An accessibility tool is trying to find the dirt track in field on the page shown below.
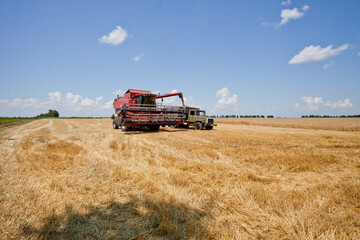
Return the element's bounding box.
[0,119,36,131]
[0,119,359,239]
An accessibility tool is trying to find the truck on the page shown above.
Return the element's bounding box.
[112,89,216,131]
[180,106,216,130]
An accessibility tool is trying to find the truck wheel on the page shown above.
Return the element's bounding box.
[121,126,128,132]
[206,126,213,130]
[113,121,119,129]
[195,122,202,130]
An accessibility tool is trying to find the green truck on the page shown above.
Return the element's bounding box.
[179,107,216,130]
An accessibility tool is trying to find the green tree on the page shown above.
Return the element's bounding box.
[36,109,59,118]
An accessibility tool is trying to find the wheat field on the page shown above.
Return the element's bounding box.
[217,118,360,132]
[0,118,359,239]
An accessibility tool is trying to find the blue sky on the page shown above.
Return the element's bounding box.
[1,0,359,117]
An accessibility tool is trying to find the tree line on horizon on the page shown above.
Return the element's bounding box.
[210,115,273,118]
[209,114,360,118]
[36,109,59,118]
[301,114,360,118]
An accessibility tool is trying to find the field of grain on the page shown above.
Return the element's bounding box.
[0,118,359,239]
[217,118,360,132]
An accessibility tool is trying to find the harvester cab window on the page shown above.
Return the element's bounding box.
[144,96,156,105]
[135,96,144,105]
[196,111,205,116]
[135,95,156,105]
[190,110,195,115]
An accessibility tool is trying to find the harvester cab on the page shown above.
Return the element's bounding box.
[134,94,156,105]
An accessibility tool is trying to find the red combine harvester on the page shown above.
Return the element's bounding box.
[112,89,185,131]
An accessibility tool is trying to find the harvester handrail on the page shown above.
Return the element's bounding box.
[126,103,183,108]
[125,114,183,118]
[125,104,184,113]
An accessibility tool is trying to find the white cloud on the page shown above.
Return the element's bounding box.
[0,91,117,117]
[99,26,128,46]
[302,5,310,11]
[95,96,103,106]
[216,87,238,107]
[301,96,323,110]
[323,61,334,70]
[103,100,113,109]
[65,92,82,104]
[65,92,103,107]
[161,90,179,105]
[8,98,23,107]
[133,54,144,61]
[112,90,124,96]
[279,8,305,26]
[2,97,44,110]
[80,98,94,106]
[302,96,323,105]
[183,96,201,108]
[49,91,61,102]
[297,96,353,111]
[289,44,349,64]
[262,5,309,28]
[23,98,41,108]
[324,99,353,109]
[211,87,238,114]
[281,0,292,6]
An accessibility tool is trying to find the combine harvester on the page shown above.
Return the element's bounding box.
[112,89,216,131]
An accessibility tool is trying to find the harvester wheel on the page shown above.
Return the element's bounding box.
[206,126,213,130]
[149,125,160,131]
[113,121,119,129]
[195,122,202,130]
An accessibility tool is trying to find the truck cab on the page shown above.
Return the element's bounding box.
[185,107,216,130]
[188,109,206,123]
